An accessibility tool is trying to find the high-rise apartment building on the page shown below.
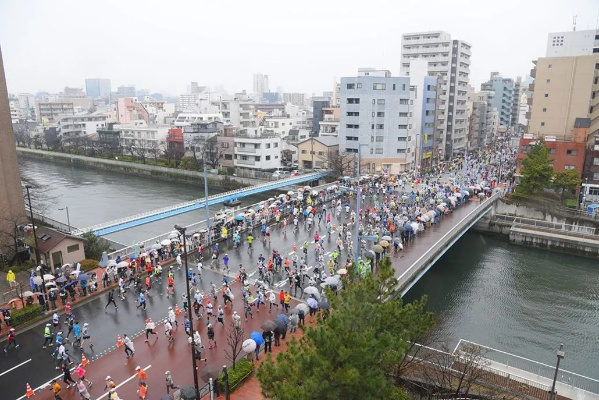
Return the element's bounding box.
[339,68,413,174]
[401,31,472,160]
[481,72,515,129]
[545,29,599,57]
[253,73,269,100]
[283,93,305,106]
[527,54,599,138]
[0,46,26,253]
[85,78,111,98]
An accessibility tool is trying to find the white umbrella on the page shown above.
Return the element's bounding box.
[267,197,275,202]
[304,286,320,300]
[311,190,318,196]
[116,261,129,269]
[170,237,181,243]
[161,239,172,246]
[61,264,71,270]
[411,222,419,232]
[304,186,311,190]
[324,276,341,286]
[287,191,294,195]
[337,268,348,275]
[297,187,305,192]
[242,339,257,353]
[150,243,162,250]
[381,235,392,241]
[107,260,117,267]
[33,276,43,286]
[294,303,310,314]
[168,231,179,239]
[43,274,55,282]
[192,233,201,239]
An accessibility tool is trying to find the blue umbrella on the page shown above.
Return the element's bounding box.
[235,214,244,221]
[307,297,318,309]
[254,204,264,211]
[276,314,289,324]
[250,331,264,346]
[77,273,90,281]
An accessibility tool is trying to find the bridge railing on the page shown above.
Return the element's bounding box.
[71,172,329,236]
[396,193,502,293]
[455,339,599,395]
[495,214,597,236]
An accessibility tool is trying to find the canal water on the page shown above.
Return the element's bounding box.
[18,156,273,246]
[19,156,598,376]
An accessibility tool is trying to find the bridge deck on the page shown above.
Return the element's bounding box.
[387,198,478,282]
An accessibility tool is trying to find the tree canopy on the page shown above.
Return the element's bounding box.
[256,258,435,400]
[552,168,582,200]
[519,140,554,195]
[82,231,111,260]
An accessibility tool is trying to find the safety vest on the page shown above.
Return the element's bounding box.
[44,326,51,338]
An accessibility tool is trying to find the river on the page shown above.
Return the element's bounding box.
[18,156,273,246]
[19,156,598,377]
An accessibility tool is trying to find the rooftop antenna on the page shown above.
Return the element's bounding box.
[573,15,577,31]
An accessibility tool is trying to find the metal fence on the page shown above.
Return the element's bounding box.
[455,339,599,395]
[495,214,597,236]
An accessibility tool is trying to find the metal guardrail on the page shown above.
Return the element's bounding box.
[72,172,330,236]
[455,339,599,395]
[495,214,597,236]
[397,193,502,294]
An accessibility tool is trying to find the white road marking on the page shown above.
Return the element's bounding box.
[0,358,31,377]
[95,364,152,400]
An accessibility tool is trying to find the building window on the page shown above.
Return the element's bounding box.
[346,124,359,129]
[546,79,551,83]
[346,83,355,89]
[548,64,552,68]
[373,83,386,90]
[392,84,396,90]
[357,83,362,88]
[377,112,385,117]
[399,112,408,117]
[376,124,384,129]
[266,155,271,160]
[566,149,578,156]
[397,149,406,153]
[549,148,556,154]
[347,98,360,104]
[564,165,575,170]
[266,143,271,149]
[400,99,409,105]
[377,99,386,105]
[544,93,549,97]
[67,244,80,253]
[593,157,599,166]
[375,148,384,154]
[274,142,278,148]
[318,151,325,156]
[398,125,408,129]
[397,137,407,141]
[301,150,307,154]
[542,108,547,112]
[254,156,260,161]
[376,136,384,142]
[541,122,545,126]
[346,112,359,116]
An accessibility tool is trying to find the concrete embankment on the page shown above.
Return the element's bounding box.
[16,147,264,189]
[473,198,599,258]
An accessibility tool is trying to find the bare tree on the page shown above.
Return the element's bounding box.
[147,141,162,165]
[323,150,355,176]
[202,138,220,169]
[224,321,245,370]
[133,138,149,164]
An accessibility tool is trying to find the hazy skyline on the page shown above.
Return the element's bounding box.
[1,0,597,97]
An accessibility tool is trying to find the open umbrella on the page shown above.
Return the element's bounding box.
[318,299,330,310]
[242,338,257,353]
[33,276,43,286]
[179,386,199,400]
[250,331,264,346]
[77,273,90,281]
[379,240,390,247]
[372,245,384,253]
[107,259,118,267]
[170,237,181,243]
[56,276,67,283]
[307,297,318,309]
[261,320,277,331]
[235,214,245,221]
[324,276,341,286]
[150,243,162,250]
[294,303,310,314]
[337,268,348,275]
[116,261,129,269]
[276,314,289,325]
[287,190,294,195]
[168,231,179,239]
[200,369,221,385]
[160,239,171,246]
[273,318,287,333]
[381,235,392,241]
[303,287,320,300]
[21,290,35,297]
[364,250,376,259]
[43,274,55,282]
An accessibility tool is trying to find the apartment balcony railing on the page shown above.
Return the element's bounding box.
[236,146,257,153]
[236,158,256,166]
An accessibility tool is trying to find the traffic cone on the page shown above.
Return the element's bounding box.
[174,304,181,315]
[80,354,89,366]
[25,383,34,398]
[116,335,123,348]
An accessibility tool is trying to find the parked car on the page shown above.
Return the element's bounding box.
[272,170,291,179]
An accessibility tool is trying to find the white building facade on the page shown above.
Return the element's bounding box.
[545,29,599,57]
[234,133,282,171]
[339,68,414,174]
[59,113,108,140]
[401,31,472,160]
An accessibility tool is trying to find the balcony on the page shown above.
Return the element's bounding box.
[236,158,256,166]
[529,83,535,91]
[530,68,536,78]
[527,97,533,106]
[236,146,257,153]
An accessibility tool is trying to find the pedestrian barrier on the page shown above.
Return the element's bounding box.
[25,383,34,398]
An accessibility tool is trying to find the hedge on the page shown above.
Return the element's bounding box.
[11,304,45,326]
[80,259,98,272]
[218,358,254,391]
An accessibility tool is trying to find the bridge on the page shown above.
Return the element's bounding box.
[71,172,330,236]
[395,192,501,295]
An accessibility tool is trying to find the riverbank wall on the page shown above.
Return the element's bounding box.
[16,147,265,190]
[473,198,599,258]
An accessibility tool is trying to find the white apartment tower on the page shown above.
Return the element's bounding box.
[253,73,270,100]
[401,31,472,160]
[546,29,599,57]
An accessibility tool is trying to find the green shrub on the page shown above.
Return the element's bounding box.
[11,304,44,326]
[218,358,254,391]
[79,259,98,272]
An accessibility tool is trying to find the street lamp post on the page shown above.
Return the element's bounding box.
[25,185,41,264]
[222,365,230,400]
[353,144,369,265]
[203,167,211,244]
[174,224,199,397]
[58,206,71,232]
[550,344,565,400]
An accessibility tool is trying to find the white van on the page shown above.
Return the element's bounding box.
[272,170,291,179]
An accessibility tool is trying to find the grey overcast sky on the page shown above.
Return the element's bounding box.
[0,0,597,96]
